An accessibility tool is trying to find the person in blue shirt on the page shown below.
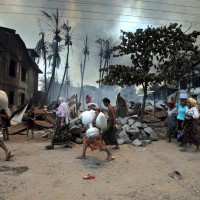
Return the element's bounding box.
[175,99,187,140]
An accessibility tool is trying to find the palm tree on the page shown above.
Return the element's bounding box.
[57,21,72,99]
[46,42,63,101]
[95,38,105,105]
[35,32,48,98]
[79,34,89,109]
[41,8,63,103]
[95,37,113,106]
[101,38,112,79]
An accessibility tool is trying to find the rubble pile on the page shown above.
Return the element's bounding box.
[68,122,86,144]
[116,116,159,147]
[7,100,160,147]
[68,116,160,146]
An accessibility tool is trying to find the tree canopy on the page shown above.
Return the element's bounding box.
[98,23,200,122]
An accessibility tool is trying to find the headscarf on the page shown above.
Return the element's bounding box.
[58,97,66,103]
[57,97,70,124]
[85,95,98,110]
[86,94,95,103]
[188,98,199,116]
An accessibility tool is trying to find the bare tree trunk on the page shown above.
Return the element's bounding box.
[48,83,52,102]
[79,35,88,110]
[43,44,47,97]
[140,82,148,123]
[57,44,70,99]
[43,8,60,104]
[82,50,87,109]
[101,58,107,80]
[79,62,83,105]
[43,42,58,103]
[66,74,69,99]
[98,43,103,106]
[44,58,47,95]
[79,55,87,109]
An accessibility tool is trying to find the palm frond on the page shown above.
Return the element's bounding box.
[41,11,54,22]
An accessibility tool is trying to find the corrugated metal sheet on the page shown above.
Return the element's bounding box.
[34,120,53,128]
[8,123,28,134]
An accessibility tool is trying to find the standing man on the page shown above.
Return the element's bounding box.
[102,98,119,149]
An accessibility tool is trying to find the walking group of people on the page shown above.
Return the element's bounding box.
[2,91,200,161]
[0,94,119,161]
[167,96,200,152]
[45,95,119,161]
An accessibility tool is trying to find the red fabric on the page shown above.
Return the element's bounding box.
[1,113,8,120]
[83,135,106,151]
[86,95,92,103]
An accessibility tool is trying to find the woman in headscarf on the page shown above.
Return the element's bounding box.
[45,97,71,150]
[166,100,178,142]
[85,94,98,111]
[56,97,70,126]
[181,98,200,151]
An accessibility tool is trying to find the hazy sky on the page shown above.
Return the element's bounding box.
[0,0,200,87]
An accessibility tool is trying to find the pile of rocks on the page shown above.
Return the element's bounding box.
[116,116,159,147]
[68,116,159,146]
[68,124,86,144]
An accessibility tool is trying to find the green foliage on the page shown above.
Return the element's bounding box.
[100,23,200,88]
[98,23,200,122]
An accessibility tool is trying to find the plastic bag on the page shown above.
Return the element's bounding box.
[95,112,107,130]
[85,127,100,140]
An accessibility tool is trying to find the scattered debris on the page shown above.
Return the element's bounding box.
[116,93,129,118]
[143,115,161,123]
[168,171,184,180]
[34,120,53,128]
[83,174,96,180]
[42,129,54,138]
[146,110,167,120]
[8,123,28,135]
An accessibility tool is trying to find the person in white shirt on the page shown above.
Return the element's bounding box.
[166,100,178,142]
[181,98,199,152]
[45,97,71,150]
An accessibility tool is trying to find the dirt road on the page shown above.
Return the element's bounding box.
[1,133,200,200]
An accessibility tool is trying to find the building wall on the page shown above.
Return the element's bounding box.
[0,29,40,108]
